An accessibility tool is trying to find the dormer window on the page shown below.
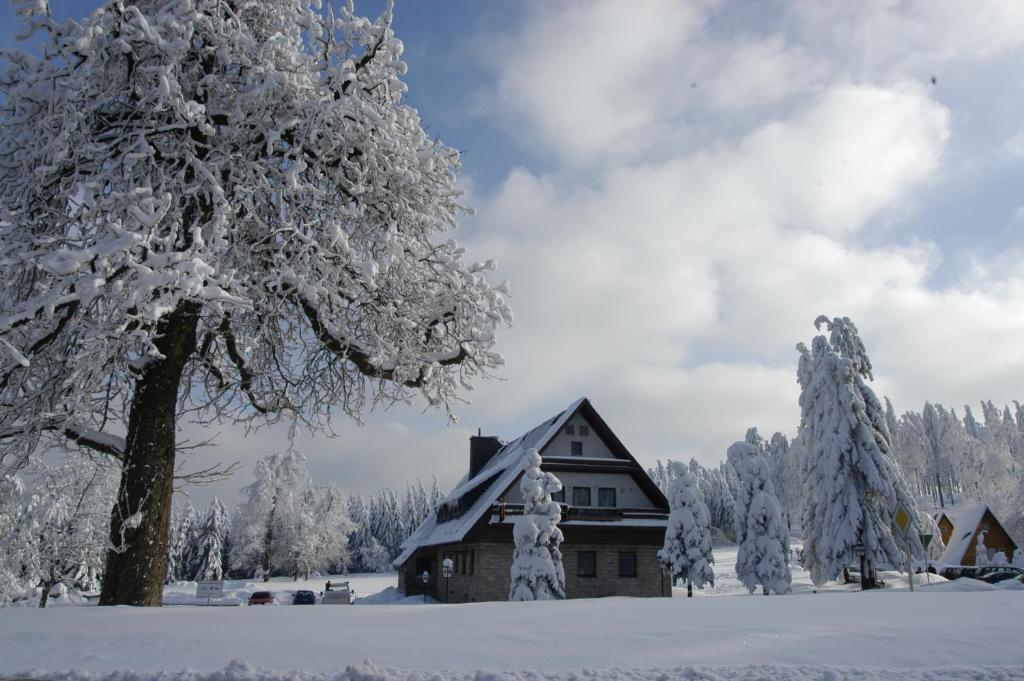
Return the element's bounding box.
[570,441,583,456]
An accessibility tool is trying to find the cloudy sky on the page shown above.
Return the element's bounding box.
[3,1,1024,509]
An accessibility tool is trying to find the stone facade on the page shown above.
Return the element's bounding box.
[401,539,670,603]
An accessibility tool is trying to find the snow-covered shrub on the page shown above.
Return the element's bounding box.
[509,449,565,601]
[658,468,715,589]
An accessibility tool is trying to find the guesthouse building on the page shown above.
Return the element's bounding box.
[394,397,671,603]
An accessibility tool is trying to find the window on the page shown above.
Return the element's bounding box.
[598,487,617,508]
[415,556,432,576]
[571,441,583,456]
[552,488,565,503]
[572,486,591,506]
[564,424,576,435]
[579,424,590,436]
[469,550,475,575]
[619,551,637,578]
[577,551,597,577]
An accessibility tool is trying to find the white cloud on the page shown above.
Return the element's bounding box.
[478,0,821,167]
[790,0,1024,76]
[457,79,1024,471]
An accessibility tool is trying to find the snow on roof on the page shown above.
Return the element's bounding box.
[393,397,585,567]
[938,503,990,565]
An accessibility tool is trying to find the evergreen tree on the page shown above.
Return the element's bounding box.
[730,443,791,595]
[796,316,923,588]
[193,498,229,581]
[658,467,715,591]
[509,449,565,601]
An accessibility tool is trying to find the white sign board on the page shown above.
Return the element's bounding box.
[196,580,224,598]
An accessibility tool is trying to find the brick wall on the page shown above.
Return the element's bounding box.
[562,541,669,599]
[416,541,670,603]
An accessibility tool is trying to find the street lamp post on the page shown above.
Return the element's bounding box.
[420,570,430,604]
[442,557,454,603]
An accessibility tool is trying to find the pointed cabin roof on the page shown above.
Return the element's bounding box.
[937,503,1015,565]
[393,397,666,567]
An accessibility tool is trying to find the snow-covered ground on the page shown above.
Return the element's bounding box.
[1,551,1022,681]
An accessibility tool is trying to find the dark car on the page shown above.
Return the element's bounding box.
[977,568,1024,584]
[293,590,317,605]
[248,591,275,605]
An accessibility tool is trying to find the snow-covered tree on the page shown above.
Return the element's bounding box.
[0,0,511,606]
[919,511,946,562]
[974,531,989,567]
[658,467,715,591]
[1012,548,1024,569]
[231,451,309,580]
[796,316,923,588]
[509,449,565,601]
[729,442,791,595]
[193,498,229,581]
[6,456,118,606]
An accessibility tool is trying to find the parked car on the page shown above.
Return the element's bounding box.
[977,567,1024,584]
[323,580,354,604]
[248,591,275,605]
[293,590,317,605]
[939,566,965,580]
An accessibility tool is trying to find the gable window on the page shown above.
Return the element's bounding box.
[571,441,583,456]
[552,488,565,503]
[577,551,597,578]
[598,487,617,508]
[564,424,576,435]
[619,551,637,578]
[572,486,591,507]
[579,424,590,436]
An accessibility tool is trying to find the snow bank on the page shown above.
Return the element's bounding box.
[11,659,1024,681]
[354,587,437,605]
[2,590,1022,675]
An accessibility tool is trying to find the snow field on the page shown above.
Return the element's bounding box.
[16,659,1024,681]
[2,588,1022,676]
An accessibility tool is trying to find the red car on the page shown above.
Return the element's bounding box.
[247,591,274,605]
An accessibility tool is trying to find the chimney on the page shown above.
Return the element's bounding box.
[469,433,503,478]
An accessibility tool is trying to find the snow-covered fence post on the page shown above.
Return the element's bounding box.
[657,466,715,597]
[509,449,565,601]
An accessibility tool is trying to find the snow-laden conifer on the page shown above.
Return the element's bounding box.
[658,467,715,590]
[193,498,229,581]
[796,316,924,587]
[730,443,791,594]
[509,449,565,601]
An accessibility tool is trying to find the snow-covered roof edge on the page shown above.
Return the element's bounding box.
[393,397,585,567]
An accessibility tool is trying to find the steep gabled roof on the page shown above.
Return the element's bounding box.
[393,397,663,567]
[938,503,1016,565]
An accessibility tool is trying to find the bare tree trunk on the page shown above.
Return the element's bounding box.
[99,302,199,606]
[38,576,58,608]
